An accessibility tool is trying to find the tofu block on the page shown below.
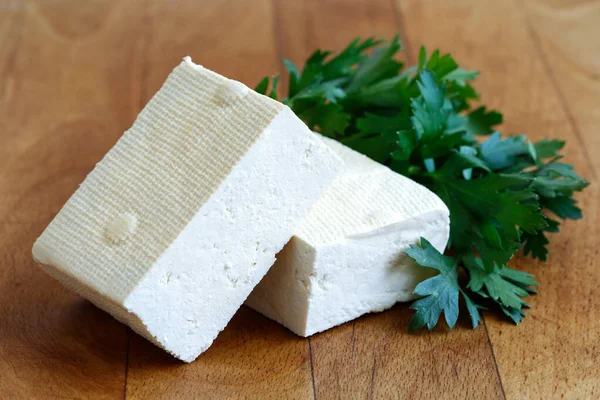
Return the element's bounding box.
[246,136,450,337]
[32,57,342,362]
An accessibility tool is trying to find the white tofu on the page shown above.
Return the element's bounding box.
[32,58,342,362]
[246,136,450,337]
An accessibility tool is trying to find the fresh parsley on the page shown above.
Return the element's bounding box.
[256,36,588,331]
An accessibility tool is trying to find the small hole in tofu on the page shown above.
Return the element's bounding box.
[217,80,249,105]
[106,212,138,243]
[304,143,313,158]
[226,271,239,287]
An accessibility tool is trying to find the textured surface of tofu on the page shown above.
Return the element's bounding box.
[32,58,342,362]
[246,136,450,337]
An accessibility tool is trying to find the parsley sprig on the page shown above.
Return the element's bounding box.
[256,36,588,331]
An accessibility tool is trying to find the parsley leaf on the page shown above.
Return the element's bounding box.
[433,173,547,270]
[299,103,350,137]
[534,139,565,159]
[465,107,503,136]
[521,217,559,261]
[256,36,589,331]
[479,133,532,170]
[466,263,536,311]
[405,239,481,331]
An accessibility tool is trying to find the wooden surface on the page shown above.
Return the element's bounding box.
[0,0,598,398]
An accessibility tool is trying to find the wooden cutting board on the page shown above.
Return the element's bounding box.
[1,0,598,398]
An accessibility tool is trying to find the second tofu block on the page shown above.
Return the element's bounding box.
[246,136,450,336]
[32,58,342,361]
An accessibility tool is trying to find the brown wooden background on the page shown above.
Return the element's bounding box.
[1,0,599,398]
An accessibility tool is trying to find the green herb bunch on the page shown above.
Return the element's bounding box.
[255,36,588,331]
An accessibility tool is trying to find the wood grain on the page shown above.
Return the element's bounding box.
[141,0,280,100]
[307,308,504,399]
[523,0,600,179]
[0,0,598,398]
[127,308,313,399]
[397,0,599,398]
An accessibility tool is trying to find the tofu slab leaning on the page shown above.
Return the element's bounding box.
[246,136,450,337]
[32,57,342,362]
